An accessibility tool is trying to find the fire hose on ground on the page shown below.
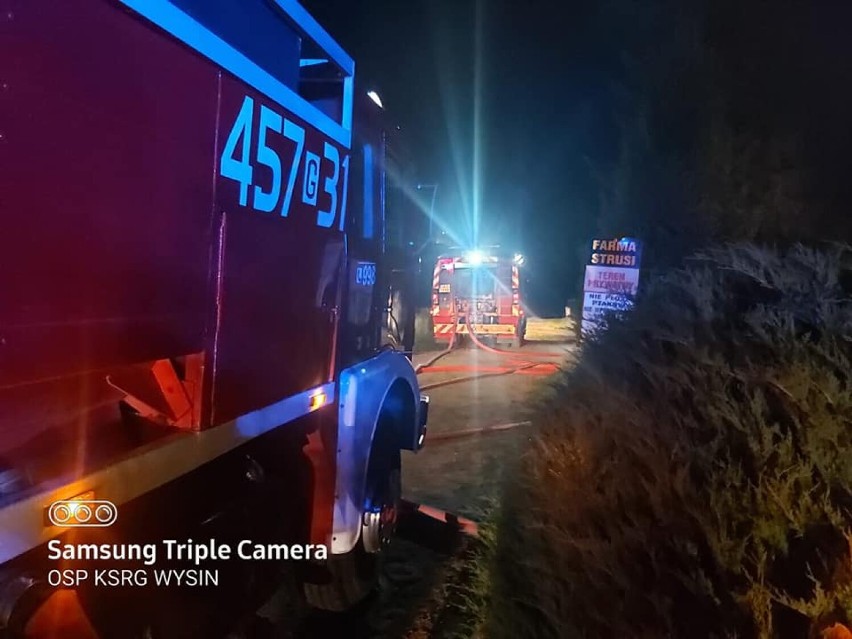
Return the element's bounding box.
[415,308,565,445]
[418,311,562,392]
[414,310,460,374]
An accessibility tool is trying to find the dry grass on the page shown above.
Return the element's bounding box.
[482,244,852,639]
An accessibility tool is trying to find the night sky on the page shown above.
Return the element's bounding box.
[302,0,852,315]
[299,0,599,313]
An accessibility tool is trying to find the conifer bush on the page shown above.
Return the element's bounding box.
[487,245,852,638]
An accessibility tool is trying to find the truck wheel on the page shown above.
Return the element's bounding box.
[302,542,377,613]
[303,435,400,612]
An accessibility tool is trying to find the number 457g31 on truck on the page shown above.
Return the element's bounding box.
[0,1,427,635]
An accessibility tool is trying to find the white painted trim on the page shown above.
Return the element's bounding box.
[0,383,335,565]
[116,0,353,148]
[331,351,421,554]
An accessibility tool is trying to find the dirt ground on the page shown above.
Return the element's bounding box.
[251,317,575,638]
[404,317,575,519]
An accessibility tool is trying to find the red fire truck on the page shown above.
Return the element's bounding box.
[431,250,527,347]
[0,1,427,635]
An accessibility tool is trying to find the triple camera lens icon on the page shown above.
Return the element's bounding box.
[48,499,117,527]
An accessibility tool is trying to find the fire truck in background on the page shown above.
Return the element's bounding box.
[0,1,426,636]
[431,250,527,348]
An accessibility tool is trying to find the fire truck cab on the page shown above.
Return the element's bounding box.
[431,250,527,347]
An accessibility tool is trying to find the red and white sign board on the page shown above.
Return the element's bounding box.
[581,238,642,336]
[583,265,640,295]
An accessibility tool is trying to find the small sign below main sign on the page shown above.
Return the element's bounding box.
[581,237,642,336]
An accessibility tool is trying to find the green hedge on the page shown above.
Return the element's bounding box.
[486,245,852,638]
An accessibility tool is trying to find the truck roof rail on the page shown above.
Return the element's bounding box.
[117,0,354,148]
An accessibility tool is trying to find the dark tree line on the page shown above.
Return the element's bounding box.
[588,0,852,268]
[298,0,852,311]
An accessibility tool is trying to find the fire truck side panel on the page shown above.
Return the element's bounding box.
[0,0,353,549]
[0,0,216,391]
[210,76,348,425]
[0,407,328,637]
[0,382,335,566]
[0,1,427,626]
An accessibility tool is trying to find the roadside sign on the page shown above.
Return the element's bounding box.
[581,238,642,336]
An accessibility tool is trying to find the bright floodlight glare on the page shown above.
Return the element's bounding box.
[466,249,485,265]
[367,90,383,109]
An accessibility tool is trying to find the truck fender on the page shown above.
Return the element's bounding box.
[331,349,422,554]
